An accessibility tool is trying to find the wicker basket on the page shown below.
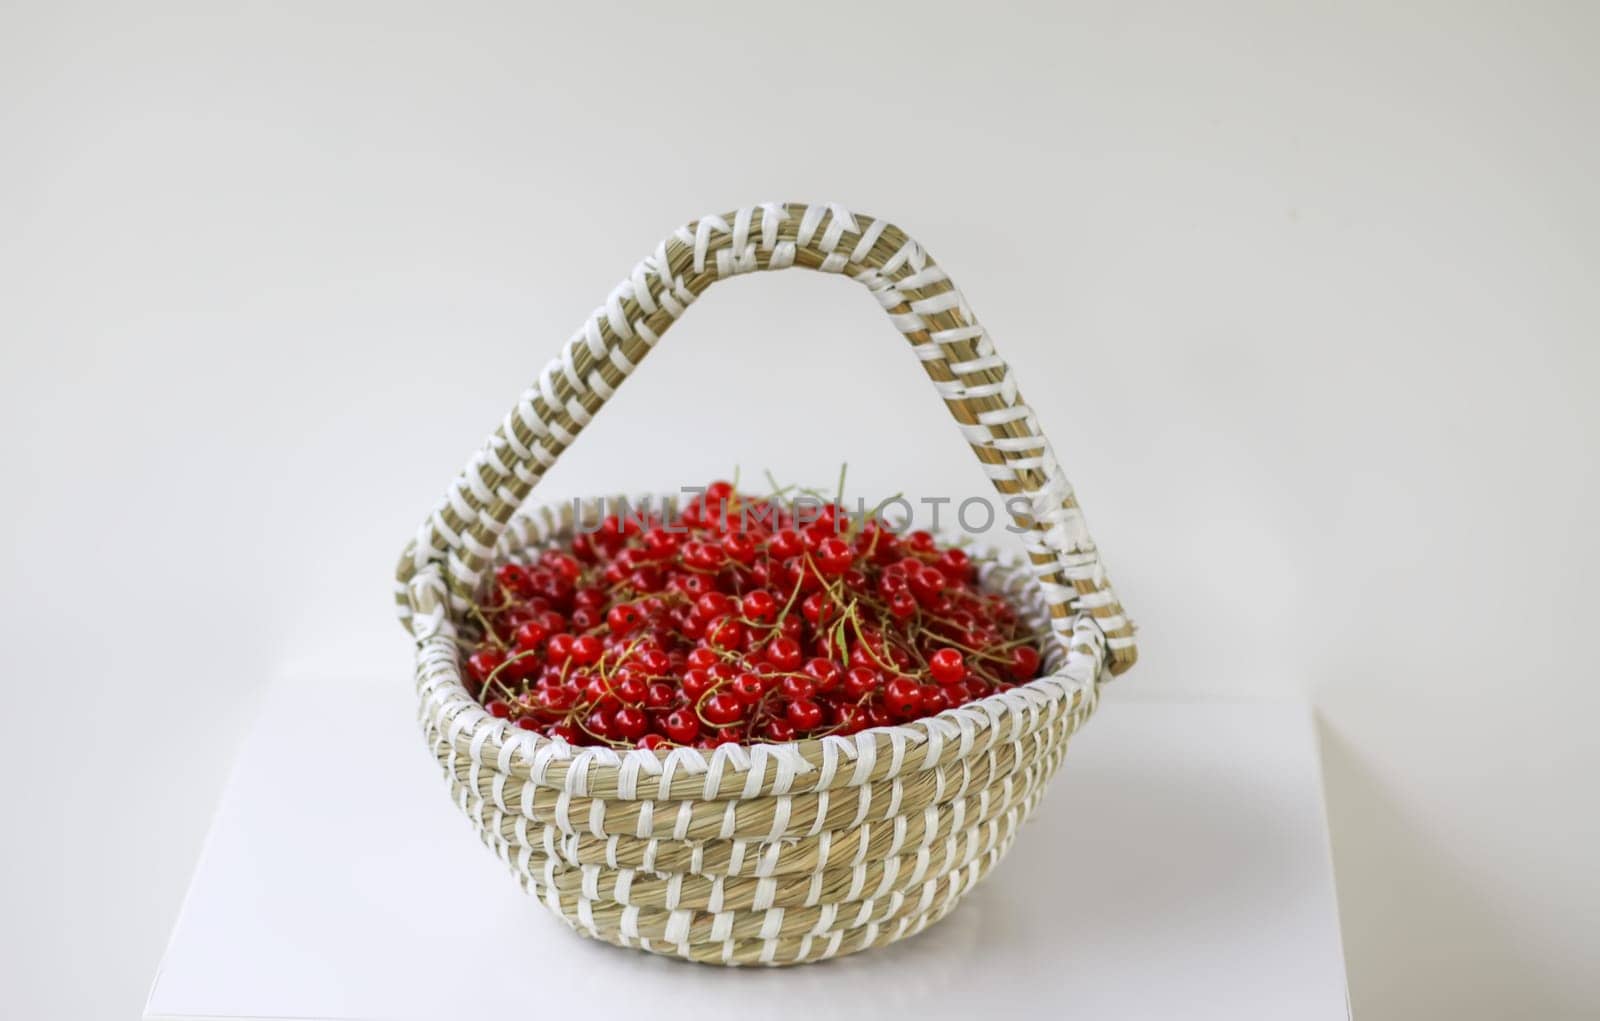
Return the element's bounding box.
[394,203,1137,966]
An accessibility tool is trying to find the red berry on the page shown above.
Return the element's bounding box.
[741,589,779,624]
[583,710,612,739]
[936,548,970,583]
[885,676,923,717]
[765,719,797,742]
[801,591,837,626]
[732,672,766,705]
[662,709,700,744]
[769,529,804,559]
[780,675,815,701]
[887,590,918,620]
[465,648,505,684]
[703,691,744,725]
[515,716,540,730]
[546,633,575,664]
[583,675,619,711]
[513,620,550,650]
[612,707,648,741]
[803,658,841,693]
[606,603,643,635]
[911,565,947,603]
[844,666,880,699]
[502,649,540,681]
[544,552,581,582]
[704,616,746,651]
[685,541,725,571]
[536,610,566,635]
[645,682,676,709]
[637,733,666,750]
[765,636,803,672]
[696,592,735,619]
[633,648,670,676]
[496,563,535,597]
[929,648,967,686]
[832,702,867,734]
[615,675,647,703]
[681,668,716,700]
[629,566,664,592]
[486,699,511,719]
[570,634,602,666]
[1009,645,1041,680]
[722,532,758,565]
[814,537,853,576]
[785,698,823,730]
[536,686,577,713]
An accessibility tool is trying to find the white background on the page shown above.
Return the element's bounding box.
[2,2,1595,1018]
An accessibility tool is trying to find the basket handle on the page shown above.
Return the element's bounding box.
[397,203,1135,674]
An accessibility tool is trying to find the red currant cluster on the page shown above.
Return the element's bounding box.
[460,481,1044,750]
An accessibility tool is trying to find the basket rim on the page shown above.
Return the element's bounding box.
[403,492,1109,801]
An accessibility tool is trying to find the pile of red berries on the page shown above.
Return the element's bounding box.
[460,481,1044,750]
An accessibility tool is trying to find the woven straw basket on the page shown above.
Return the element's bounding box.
[395,203,1137,966]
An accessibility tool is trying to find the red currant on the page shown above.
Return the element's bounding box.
[765,636,803,672]
[606,603,643,635]
[884,676,923,717]
[741,589,779,624]
[732,672,766,705]
[465,649,505,684]
[695,592,735,619]
[611,707,648,741]
[844,666,880,699]
[546,633,575,664]
[662,708,700,744]
[703,692,744,725]
[633,648,670,676]
[570,634,602,666]
[704,616,745,651]
[677,670,716,705]
[769,529,804,559]
[1009,645,1041,680]
[785,698,823,730]
[804,658,841,693]
[928,648,967,685]
[814,537,853,576]
[833,702,867,734]
[722,532,757,565]
[496,563,535,598]
[780,675,815,701]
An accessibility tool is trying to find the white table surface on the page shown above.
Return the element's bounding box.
[146,672,1349,1020]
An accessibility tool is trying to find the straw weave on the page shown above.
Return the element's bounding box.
[395,204,1136,964]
